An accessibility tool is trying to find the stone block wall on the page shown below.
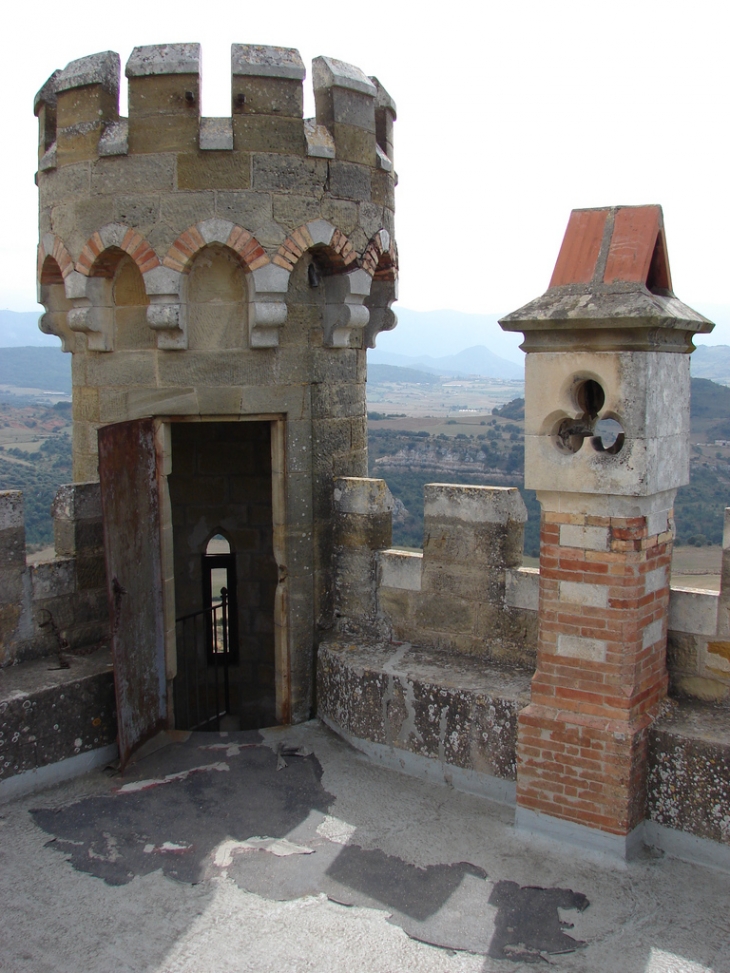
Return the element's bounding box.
[647,700,730,847]
[332,479,539,667]
[0,649,115,791]
[0,485,109,668]
[318,640,530,802]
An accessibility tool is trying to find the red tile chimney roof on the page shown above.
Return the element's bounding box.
[499,203,713,350]
[549,205,672,293]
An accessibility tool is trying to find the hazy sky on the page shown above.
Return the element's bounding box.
[2,0,729,341]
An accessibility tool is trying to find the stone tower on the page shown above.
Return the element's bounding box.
[501,205,713,853]
[33,44,397,761]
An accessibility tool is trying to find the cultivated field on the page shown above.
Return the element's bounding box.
[366,377,524,416]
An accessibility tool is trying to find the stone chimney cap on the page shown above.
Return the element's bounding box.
[312,56,376,96]
[231,45,305,80]
[126,44,201,77]
[499,204,714,345]
[56,52,120,97]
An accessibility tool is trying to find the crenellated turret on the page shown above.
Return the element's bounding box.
[33,42,398,732]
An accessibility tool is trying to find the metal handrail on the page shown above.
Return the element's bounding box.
[174,588,231,731]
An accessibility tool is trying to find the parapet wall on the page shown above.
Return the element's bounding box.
[320,476,730,853]
[329,477,730,705]
[333,478,538,666]
[0,486,109,667]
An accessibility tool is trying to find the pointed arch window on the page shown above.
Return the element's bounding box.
[202,533,238,664]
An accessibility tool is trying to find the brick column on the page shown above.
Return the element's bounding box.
[517,500,674,849]
[500,204,714,855]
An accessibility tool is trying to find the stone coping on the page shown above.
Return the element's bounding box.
[651,696,730,745]
[319,640,534,699]
[0,647,113,701]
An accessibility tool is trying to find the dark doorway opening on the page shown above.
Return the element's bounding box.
[169,421,277,731]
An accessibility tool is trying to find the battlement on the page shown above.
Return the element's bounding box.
[34,44,396,171]
[0,486,109,668]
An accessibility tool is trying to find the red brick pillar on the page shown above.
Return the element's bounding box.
[499,204,714,854]
[517,505,673,850]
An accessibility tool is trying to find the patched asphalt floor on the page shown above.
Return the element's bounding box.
[0,720,728,972]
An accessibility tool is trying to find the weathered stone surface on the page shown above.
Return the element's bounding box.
[252,154,326,194]
[251,220,286,247]
[232,45,305,81]
[128,115,199,155]
[370,170,395,209]
[331,126,376,166]
[648,699,730,845]
[159,191,215,231]
[199,117,234,151]
[359,201,385,239]
[313,57,375,98]
[177,152,251,191]
[232,74,303,118]
[75,196,117,240]
[126,44,200,79]
[0,648,115,783]
[85,350,157,388]
[233,116,305,156]
[90,155,175,194]
[157,350,275,388]
[272,193,320,228]
[317,641,530,779]
[321,197,359,234]
[328,162,371,201]
[216,191,272,228]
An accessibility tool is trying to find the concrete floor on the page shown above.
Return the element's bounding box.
[0,720,728,973]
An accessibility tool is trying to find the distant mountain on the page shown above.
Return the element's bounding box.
[3,330,725,397]
[368,364,440,384]
[373,308,524,364]
[0,347,71,393]
[691,345,730,384]
[690,377,730,417]
[369,345,523,380]
[688,377,730,441]
[0,310,58,347]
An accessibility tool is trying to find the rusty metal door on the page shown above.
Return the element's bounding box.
[99,418,166,768]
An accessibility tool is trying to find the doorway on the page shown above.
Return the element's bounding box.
[168,420,279,731]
